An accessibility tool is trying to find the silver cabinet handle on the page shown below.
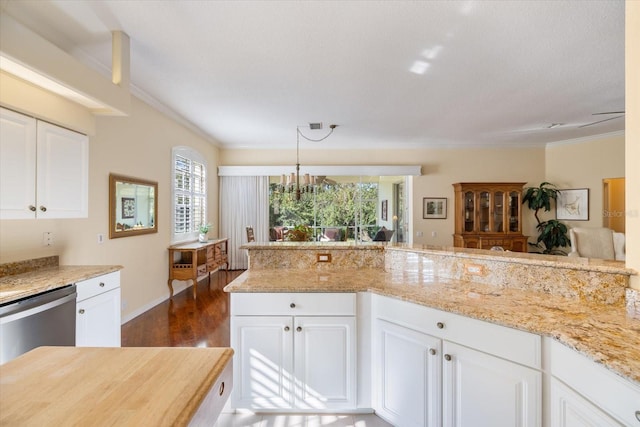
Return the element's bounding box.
[429,348,436,356]
[444,354,452,361]
[39,206,47,212]
[437,322,445,329]
[296,326,302,332]
[219,382,225,396]
[99,282,105,287]
[78,309,85,314]
[284,326,290,331]
[290,303,296,308]
[29,205,36,212]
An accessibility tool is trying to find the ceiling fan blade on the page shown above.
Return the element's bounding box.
[578,115,624,128]
[592,111,625,115]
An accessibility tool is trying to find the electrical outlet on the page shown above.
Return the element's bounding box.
[317,254,332,263]
[43,232,53,246]
[431,231,437,237]
[416,231,423,237]
[465,263,485,276]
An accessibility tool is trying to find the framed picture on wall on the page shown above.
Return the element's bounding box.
[423,197,447,219]
[121,197,135,219]
[556,188,589,221]
[381,200,388,220]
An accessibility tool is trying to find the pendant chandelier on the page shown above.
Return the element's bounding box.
[278,123,338,200]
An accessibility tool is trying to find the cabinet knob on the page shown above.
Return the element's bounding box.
[429,348,436,356]
[635,410,640,422]
[78,309,85,314]
[219,382,225,396]
[29,205,36,212]
[444,354,452,361]
[290,303,296,308]
[284,326,290,331]
[296,326,302,332]
[437,322,445,329]
[99,282,105,287]
[39,206,47,212]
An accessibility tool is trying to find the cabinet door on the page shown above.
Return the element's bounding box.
[294,316,356,410]
[36,121,88,218]
[442,341,541,427]
[549,378,621,427]
[76,288,121,347]
[375,319,442,427]
[231,316,294,409]
[0,108,37,219]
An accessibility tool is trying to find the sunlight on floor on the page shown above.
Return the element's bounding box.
[213,413,394,427]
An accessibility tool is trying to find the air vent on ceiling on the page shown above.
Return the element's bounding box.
[309,122,323,130]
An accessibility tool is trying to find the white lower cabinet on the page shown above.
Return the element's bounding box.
[230,293,356,411]
[376,319,442,426]
[545,337,640,426]
[549,377,621,427]
[76,271,121,347]
[442,341,541,427]
[373,295,541,427]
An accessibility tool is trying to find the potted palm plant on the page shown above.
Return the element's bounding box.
[522,182,570,255]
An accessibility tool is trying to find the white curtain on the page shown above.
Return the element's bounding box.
[220,176,269,270]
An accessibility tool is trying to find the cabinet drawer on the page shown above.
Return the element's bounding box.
[76,271,120,301]
[197,264,208,276]
[373,294,540,368]
[231,293,356,316]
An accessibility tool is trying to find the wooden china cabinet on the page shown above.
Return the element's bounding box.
[453,182,528,252]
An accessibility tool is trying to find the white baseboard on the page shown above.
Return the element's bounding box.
[121,281,191,324]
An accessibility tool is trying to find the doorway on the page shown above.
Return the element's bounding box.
[602,177,625,233]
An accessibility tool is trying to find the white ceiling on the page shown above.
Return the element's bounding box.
[1,0,625,150]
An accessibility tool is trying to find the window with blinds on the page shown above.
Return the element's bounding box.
[172,147,207,240]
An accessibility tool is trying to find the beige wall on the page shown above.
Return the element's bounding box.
[0,85,220,320]
[220,146,546,246]
[626,0,640,290]
[545,134,625,230]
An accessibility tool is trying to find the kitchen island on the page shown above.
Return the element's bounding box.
[226,242,640,425]
[0,346,233,426]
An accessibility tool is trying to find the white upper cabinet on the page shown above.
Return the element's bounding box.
[0,108,37,219]
[0,108,88,219]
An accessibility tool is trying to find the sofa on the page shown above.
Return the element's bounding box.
[567,227,625,261]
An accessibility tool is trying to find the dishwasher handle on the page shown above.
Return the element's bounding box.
[0,288,76,325]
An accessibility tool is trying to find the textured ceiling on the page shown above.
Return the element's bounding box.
[1,0,625,149]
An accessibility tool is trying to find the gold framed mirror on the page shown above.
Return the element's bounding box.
[109,173,158,239]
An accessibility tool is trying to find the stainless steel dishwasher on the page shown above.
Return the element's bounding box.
[0,284,77,364]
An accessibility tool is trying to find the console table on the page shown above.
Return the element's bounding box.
[168,238,229,298]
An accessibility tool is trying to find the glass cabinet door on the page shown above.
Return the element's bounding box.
[464,191,474,232]
[479,191,490,232]
[508,191,519,232]
[493,191,504,232]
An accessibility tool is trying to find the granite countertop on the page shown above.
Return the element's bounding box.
[0,265,122,304]
[0,346,233,426]
[243,241,387,250]
[224,268,640,386]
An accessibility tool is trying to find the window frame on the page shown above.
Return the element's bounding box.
[171,146,207,244]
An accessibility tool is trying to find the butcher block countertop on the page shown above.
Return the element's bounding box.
[0,346,233,426]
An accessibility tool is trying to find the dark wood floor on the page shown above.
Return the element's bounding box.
[121,270,244,348]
